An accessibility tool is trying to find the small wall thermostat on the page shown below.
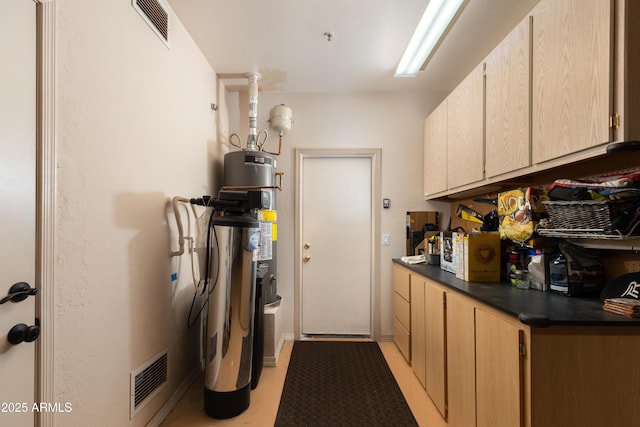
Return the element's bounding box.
[383,198,390,209]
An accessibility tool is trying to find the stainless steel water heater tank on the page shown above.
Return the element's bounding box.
[223,151,279,305]
[204,214,259,419]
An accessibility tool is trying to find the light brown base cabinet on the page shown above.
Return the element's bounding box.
[410,276,447,419]
[449,291,640,427]
[445,292,476,427]
[392,264,411,362]
[474,307,525,427]
[397,264,640,427]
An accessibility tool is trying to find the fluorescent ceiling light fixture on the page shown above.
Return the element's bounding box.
[395,0,466,77]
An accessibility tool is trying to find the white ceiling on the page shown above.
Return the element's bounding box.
[167,0,539,96]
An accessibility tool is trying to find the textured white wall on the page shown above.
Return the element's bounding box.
[240,91,450,340]
[52,1,452,422]
[54,0,225,425]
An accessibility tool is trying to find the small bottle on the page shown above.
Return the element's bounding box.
[514,270,529,290]
[508,248,527,286]
[549,251,568,294]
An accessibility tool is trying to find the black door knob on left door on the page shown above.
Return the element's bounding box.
[7,323,40,345]
[0,282,38,304]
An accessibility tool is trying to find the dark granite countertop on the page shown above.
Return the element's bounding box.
[393,259,640,327]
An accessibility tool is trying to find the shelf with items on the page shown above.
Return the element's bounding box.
[535,227,640,250]
[552,237,640,251]
[536,191,640,249]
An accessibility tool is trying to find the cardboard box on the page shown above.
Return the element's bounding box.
[440,232,455,273]
[463,232,501,282]
[414,231,440,255]
[455,232,466,280]
[406,211,439,232]
[406,230,425,256]
[406,211,440,255]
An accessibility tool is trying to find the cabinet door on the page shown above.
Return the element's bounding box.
[446,292,476,427]
[393,264,412,361]
[410,277,426,387]
[392,264,411,301]
[485,16,531,178]
[475,308,524,427]
[424,280,446,419]
[531,0,612,163]
[424,100,448,197]
[447,63,485,189]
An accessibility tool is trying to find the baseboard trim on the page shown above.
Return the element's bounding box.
[378,334,394,342]
[263,333,286,367]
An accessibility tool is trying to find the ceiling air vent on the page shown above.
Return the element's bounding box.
[130,349,168,418]
[132,0,170,47]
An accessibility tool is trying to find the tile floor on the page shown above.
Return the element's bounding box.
[160,340,447,427]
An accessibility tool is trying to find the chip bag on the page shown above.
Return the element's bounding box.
[498,187,548,242]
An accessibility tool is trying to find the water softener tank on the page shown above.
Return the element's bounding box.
[204,214,259,419]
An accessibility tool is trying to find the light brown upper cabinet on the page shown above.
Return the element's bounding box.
[531,0,612,163]
[423,100,448,197]
[485,16,532,178]
[424,0,640,200]
[447,63,485,189]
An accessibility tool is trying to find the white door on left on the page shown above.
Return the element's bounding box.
[0,1,38,426]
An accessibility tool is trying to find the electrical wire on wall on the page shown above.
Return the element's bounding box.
[169,196,220,328]
[185,197,221,329]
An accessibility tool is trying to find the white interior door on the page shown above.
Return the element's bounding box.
[0,1,37,425]
[300,154,373,336]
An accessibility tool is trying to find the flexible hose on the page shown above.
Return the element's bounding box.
[256,129,268,150]
[170,196,191,257]
[229,133,242,149]
[187,206,219,329]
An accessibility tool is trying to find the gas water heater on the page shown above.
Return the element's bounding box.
[223,151,279,306]
[223,72,291,308]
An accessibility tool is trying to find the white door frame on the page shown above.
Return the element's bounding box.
[35,1,56,426]
[294,148,381,340]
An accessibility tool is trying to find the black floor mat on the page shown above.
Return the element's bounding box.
[274,341,419,426]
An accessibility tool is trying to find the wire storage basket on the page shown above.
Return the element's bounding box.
[538,199,637,239]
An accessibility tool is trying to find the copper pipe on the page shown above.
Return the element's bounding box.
[263,133,283,156]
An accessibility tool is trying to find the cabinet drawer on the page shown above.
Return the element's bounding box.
[393,317,411,362]
[394,291,411,331]
[393,265,411,301]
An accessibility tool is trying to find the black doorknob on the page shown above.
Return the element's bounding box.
[7,323,40,345]
[0,282,38,304]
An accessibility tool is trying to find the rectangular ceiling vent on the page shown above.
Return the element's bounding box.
[130,349,168,418]
[132,0,170,47]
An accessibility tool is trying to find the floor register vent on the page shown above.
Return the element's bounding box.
[132,0,170,47]
[130,349,168,418]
